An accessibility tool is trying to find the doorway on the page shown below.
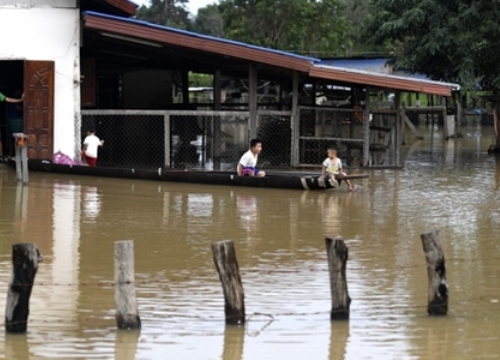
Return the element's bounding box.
[0,60,55,159]
[0,61,23,157]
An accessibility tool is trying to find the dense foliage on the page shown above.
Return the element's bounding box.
[136,0,191,29]
[136,0,363,57]
[217,0,350,56]
[368,0,500,89]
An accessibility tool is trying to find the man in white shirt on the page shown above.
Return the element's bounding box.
[82,127,104,167]
[237,139,266,177]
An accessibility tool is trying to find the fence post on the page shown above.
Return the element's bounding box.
[363,88,371,166]
[114,240,141,329]
[394,92,401,166]
[325,237,351,320]
[164,113,170,169]
[212,240,245,325]
[290,71,299,167]
[5,243,43,333]
[12,133,28,184]
[249,63,258,140]
[420,230,448,316]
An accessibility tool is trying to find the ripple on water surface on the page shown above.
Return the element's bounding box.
[0,138,500,359]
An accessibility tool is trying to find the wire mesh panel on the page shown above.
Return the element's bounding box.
[369,110,396,166]
[463,111,496,145]
[81,113,165,168]
[171,112,250,170]
[298,106,364,167]
[257,113,291,168]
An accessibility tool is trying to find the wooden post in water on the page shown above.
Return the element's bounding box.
[13,133,28,184]
[420,230,448,316]
[325,237,351,320]
[212,240,245,325]
[5,243,43,333]
[114,240,141,329]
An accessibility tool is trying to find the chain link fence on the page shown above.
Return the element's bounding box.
[81,110,293,170]
[462,111,496,144]
[298,106,364,167]
[81,112,166,168]
[257,112,291,168]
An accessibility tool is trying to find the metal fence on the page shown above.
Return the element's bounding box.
[462,111,496,144]
[298,106,365,167]
[81,111,167,169]
[81,110,292,170]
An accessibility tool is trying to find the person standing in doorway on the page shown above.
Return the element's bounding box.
[0,91,23,157]
[0,91,23,104]
[82,127,104,167]
[237,138,266,177]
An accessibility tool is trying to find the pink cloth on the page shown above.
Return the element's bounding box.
[52,151,85,166]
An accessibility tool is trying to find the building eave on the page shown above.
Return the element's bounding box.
[310,65,459,96]
[83,12,315,73]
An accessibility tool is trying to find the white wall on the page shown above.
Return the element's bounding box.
[0,3,80,158]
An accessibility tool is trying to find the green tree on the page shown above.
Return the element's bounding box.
[136,0,191,30]
[342,0,376,55]
[218,0,351,57]
[367,0,500,89]
[193,4,225,37]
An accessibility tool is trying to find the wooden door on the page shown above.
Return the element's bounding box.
[24,61,55,159]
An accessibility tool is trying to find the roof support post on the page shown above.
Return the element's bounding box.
[182,70,189,105]
[214,70,222,110]
[213,70,222,170]
[363,88,370,167]
[248,62,258,140]
[291,71,299,168]
[394,91,401,166]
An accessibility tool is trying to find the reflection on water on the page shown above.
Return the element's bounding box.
[222,326,244,360]
[1,132,500,359]
[82,186,100,221]
[237,194,259,241]
[115,330,140,360]
[4,335,30,360]
[329,323,349,360]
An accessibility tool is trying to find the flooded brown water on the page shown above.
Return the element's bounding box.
[1,131,500,360]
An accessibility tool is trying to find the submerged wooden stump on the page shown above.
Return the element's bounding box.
[325,237,351,320]
[5,243,43,333]
[114,240,141,329]
[212,240,245,325]
[421,230,448,316]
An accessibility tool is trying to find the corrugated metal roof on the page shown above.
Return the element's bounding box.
[83,11,318,63]
[83,11,459,96]
[102,0,137,16]
[310,65,460,96]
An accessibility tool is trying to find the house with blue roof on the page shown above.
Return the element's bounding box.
[0,0,459,168]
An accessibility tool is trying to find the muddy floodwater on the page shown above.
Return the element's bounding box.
[1,133,500,360]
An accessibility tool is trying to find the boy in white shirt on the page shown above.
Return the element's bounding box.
[321,147,356,191]
[237,139,266,177]
[82,127,104,167]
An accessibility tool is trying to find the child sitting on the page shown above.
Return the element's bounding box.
[321,147,356,191]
